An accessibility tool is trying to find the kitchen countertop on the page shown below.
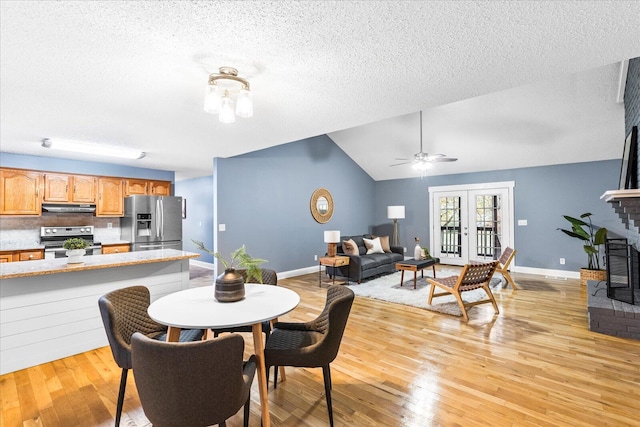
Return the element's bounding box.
[0,241,45,251]
[0,249,199,280]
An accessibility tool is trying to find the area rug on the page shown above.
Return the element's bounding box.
[345,269,504,316]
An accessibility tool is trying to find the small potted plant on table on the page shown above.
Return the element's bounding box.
[63,237,89,264]
[192,240,267,302]
[558,212,608,286]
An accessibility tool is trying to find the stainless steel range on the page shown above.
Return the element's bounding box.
[40,226,102,259]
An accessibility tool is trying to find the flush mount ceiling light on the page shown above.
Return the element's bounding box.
[203,66,253,123]
[42,138,145,160]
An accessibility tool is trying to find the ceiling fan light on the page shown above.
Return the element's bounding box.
[413,160,431,171]
[219,92,236,123]
[235,88,253,118]
[203,84,221,114]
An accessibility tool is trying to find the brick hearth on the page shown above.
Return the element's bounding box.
[587,281,640,340]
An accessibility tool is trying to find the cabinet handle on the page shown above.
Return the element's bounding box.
[29,255,33,259]
[115,249,119,253]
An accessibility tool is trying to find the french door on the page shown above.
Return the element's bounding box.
[429,182,514,266]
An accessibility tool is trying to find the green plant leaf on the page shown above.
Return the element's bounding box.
[594,227,608,245]
[579,212,593,219]
[563,215,589,228]
[559,229,589,241]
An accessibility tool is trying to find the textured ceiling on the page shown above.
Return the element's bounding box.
[1,1,639,180]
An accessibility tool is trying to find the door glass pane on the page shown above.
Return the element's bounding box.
[439,196,461,257]
[474,194,502,260]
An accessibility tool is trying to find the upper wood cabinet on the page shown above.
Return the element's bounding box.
[125,179,171,196]
[97,177,124,217]
[72,175,98,203]
[125,179,149,196]
[149,180,171,195]
[0,169,42,215]
[43,173,97,203]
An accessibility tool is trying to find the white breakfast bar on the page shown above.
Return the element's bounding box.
[0,249,199,375]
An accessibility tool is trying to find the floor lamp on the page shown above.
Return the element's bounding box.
[387,206,405,247]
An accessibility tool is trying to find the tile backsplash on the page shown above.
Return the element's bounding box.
[0,214,121,243]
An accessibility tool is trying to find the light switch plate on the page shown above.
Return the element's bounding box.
[218,224,226,231]
[518,219,528,226]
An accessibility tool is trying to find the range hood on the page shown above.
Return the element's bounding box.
[42,203,96,213]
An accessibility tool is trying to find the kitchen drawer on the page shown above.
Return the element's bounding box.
[18,250,44,261]
[102,244,130,254]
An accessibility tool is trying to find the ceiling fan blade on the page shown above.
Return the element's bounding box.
[430,157,457,162]
[389,161,413,167]
[394,157,410,161]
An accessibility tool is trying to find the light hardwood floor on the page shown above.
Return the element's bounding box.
[2,267,640,426]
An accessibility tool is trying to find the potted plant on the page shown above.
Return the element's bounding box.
[63,237,88,264]
[192,240,267,302]
[558,212,608,286]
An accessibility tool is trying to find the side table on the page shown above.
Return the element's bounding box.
[318,256,350,287]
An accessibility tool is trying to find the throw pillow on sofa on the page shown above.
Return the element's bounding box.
[373,235,391,253]
[363,237,384,254]
[342,239,359,255]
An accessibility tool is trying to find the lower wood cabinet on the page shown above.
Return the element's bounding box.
[0,250,44,262]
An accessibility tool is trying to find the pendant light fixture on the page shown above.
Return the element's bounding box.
[204,66,253,123]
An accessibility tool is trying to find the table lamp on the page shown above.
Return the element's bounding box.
[387,205,405,246]
[324,230,341,257]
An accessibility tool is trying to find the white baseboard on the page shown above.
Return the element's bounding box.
[511,265,579,280]
[189,259,214,269]
[189,261,581,281]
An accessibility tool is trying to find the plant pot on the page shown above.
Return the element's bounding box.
[66,248,86,264]
[579,268,606,286]
[215,268,245,302]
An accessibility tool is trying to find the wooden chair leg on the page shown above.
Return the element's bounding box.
[452,292,469,321]
[115,368,128,427]
[427,281,436,304]
[483,285,500,314]
[503,270,517,289]
[322,365,334,427]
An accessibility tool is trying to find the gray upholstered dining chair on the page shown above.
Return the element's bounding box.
[212,268,278,339]
[131,332,256,427]
[98,285,203,426]
[264,284,355,427]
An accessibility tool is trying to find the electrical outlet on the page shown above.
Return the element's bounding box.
[403,247,407,253]
[314,255,318,261]
[107,223,112,229]
[560,258,565,265]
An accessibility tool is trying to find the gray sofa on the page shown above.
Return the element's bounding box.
[326,234,404,283]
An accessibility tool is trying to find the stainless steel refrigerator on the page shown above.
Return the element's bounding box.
[121,195,183,251]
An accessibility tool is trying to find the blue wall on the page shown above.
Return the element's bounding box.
[175,175,214,263]
[375,160,624,272]
[214,135,375,272]
[0,152,174,181]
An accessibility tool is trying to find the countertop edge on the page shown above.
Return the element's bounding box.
[1,250,200,280]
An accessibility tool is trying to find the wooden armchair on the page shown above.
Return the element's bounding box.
[427,261,500,321]
[496,247,517,289]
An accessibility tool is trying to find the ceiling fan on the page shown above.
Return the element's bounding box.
[390,111,457,171]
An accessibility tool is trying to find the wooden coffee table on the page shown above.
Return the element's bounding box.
[396,258,439,289]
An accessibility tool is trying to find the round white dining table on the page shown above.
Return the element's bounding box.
[147,284,300,427]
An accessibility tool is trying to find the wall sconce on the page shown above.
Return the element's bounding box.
[204,66,253,123]
[387,205,405,246]
[324,230,341,257]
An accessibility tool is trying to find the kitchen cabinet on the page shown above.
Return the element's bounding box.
[43,173,97,203]
[101,244,130,254]
[125,179,149,196]
[149,180,171,195]
[0,169,42,215]
[97,177,124,217]
[0,250,44,262]
[125,179,171,196]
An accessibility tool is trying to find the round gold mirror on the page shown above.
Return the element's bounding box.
[310,188,334,223]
